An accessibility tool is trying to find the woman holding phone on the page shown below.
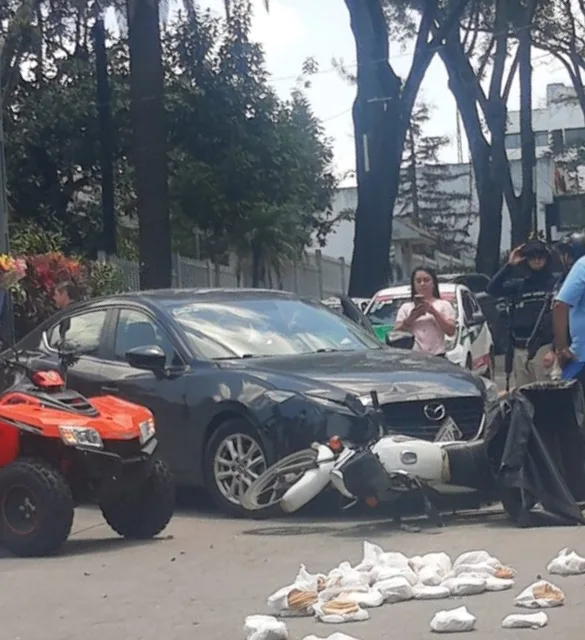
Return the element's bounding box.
[395,266,457,357]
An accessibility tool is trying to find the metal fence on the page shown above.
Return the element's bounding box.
[107,250,351,299]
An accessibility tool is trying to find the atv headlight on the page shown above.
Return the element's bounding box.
[139,418,156,444]
[59,426,103,449]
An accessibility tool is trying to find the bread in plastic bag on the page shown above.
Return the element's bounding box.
[502,612,548,629]
[267,584,318,617]
[514,580,565,609]
[430,606,477,633]
[244,615,289,640]
[318,585,383,609]
[313,599,370,624]
[442,573,487,596]
[547,548,585,576]
[373,576,414,603]
[412,584,451,600]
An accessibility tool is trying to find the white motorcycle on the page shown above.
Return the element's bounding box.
[242,382,585,527]
[241,391,498,526]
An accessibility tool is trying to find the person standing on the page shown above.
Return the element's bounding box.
[488,240,557,386]
[395,266,456,358]
[552,231,585,386]
[53,281,80,310]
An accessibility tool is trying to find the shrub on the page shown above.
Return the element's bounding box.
[9,252,123,340]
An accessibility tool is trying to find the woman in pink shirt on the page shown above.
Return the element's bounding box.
[395,267,457,357]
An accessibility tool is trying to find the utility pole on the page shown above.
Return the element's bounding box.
[93,12,117,257]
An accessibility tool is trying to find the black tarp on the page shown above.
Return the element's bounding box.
[484,380,585,525]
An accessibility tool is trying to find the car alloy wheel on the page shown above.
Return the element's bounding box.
[213,433,268,506]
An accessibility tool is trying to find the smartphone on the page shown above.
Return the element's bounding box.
[414,295,424,308]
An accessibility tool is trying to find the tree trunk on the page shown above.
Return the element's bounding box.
[127,0,172,289]
[408,125,420,226]
[514,4,537,246]
[345,0,405,298]
[441,43,503,275]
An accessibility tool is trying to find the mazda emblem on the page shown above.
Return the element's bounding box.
[423,402,447,422]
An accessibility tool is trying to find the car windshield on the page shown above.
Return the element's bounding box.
[366,294,458,326]
[164,296,382,359]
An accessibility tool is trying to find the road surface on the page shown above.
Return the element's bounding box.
[1,505,584,640]
[2,356,577,640]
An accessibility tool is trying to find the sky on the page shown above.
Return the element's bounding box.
[196,0,571,185]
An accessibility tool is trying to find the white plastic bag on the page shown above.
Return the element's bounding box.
[295,564,327,591]
[302,634,361,640]
[502,612,548,629]
[453,550,500,570]
[412,584,451,600]
[419,564,449,586]
[326,562,370,590]
[369,562,418,586]
[244,615,289,640]
[318,586,383,609]
[410,552,452,575]
[515,580,565,609]
[442,574,487,596]
[547,548,585,576]
[485,576,515,592]
[355,541,410,572]
[373,576,414,603]
[430,606,476,633]
[313,600,370,624]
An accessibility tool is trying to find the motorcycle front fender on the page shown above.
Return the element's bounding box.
[279,445,335,513]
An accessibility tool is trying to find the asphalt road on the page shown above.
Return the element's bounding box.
[2,356,574,640]
[1,505,584,640]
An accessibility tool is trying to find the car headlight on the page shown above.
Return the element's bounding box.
[59,426,103,449]
[481,377,500,411]
[139,418,156,444]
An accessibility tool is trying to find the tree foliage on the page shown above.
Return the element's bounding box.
[1,0,337,282]
[398,100,476,255]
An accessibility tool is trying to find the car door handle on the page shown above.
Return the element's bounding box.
[102,384,119,393]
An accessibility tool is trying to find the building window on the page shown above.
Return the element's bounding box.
[534,131,549,148]
[505,133,521,150]
[564,127,585,146]
[551,129,564,153]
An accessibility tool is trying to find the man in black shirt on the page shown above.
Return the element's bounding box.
[488,240,557,386]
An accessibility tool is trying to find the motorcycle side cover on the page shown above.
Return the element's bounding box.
[484,380,585,525]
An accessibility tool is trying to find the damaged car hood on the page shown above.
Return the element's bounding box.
[218,348,485,403]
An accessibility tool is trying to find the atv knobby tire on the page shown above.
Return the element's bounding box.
[100,459,175,539]
[0,458,74,557]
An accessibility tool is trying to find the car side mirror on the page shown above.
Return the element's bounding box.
[469,311,486,326]
[126,345,166,371]
[385,331,415,350]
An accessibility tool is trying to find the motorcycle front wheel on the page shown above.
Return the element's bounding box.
[240,449,318,519]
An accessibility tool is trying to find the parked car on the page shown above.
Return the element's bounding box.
[364,283,496,378]
[438,272,507,355]
[14,288,498,517]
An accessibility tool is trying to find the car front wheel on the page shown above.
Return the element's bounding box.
[204,418,275,518]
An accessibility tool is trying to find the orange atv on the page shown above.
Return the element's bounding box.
[0,347,175,557]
